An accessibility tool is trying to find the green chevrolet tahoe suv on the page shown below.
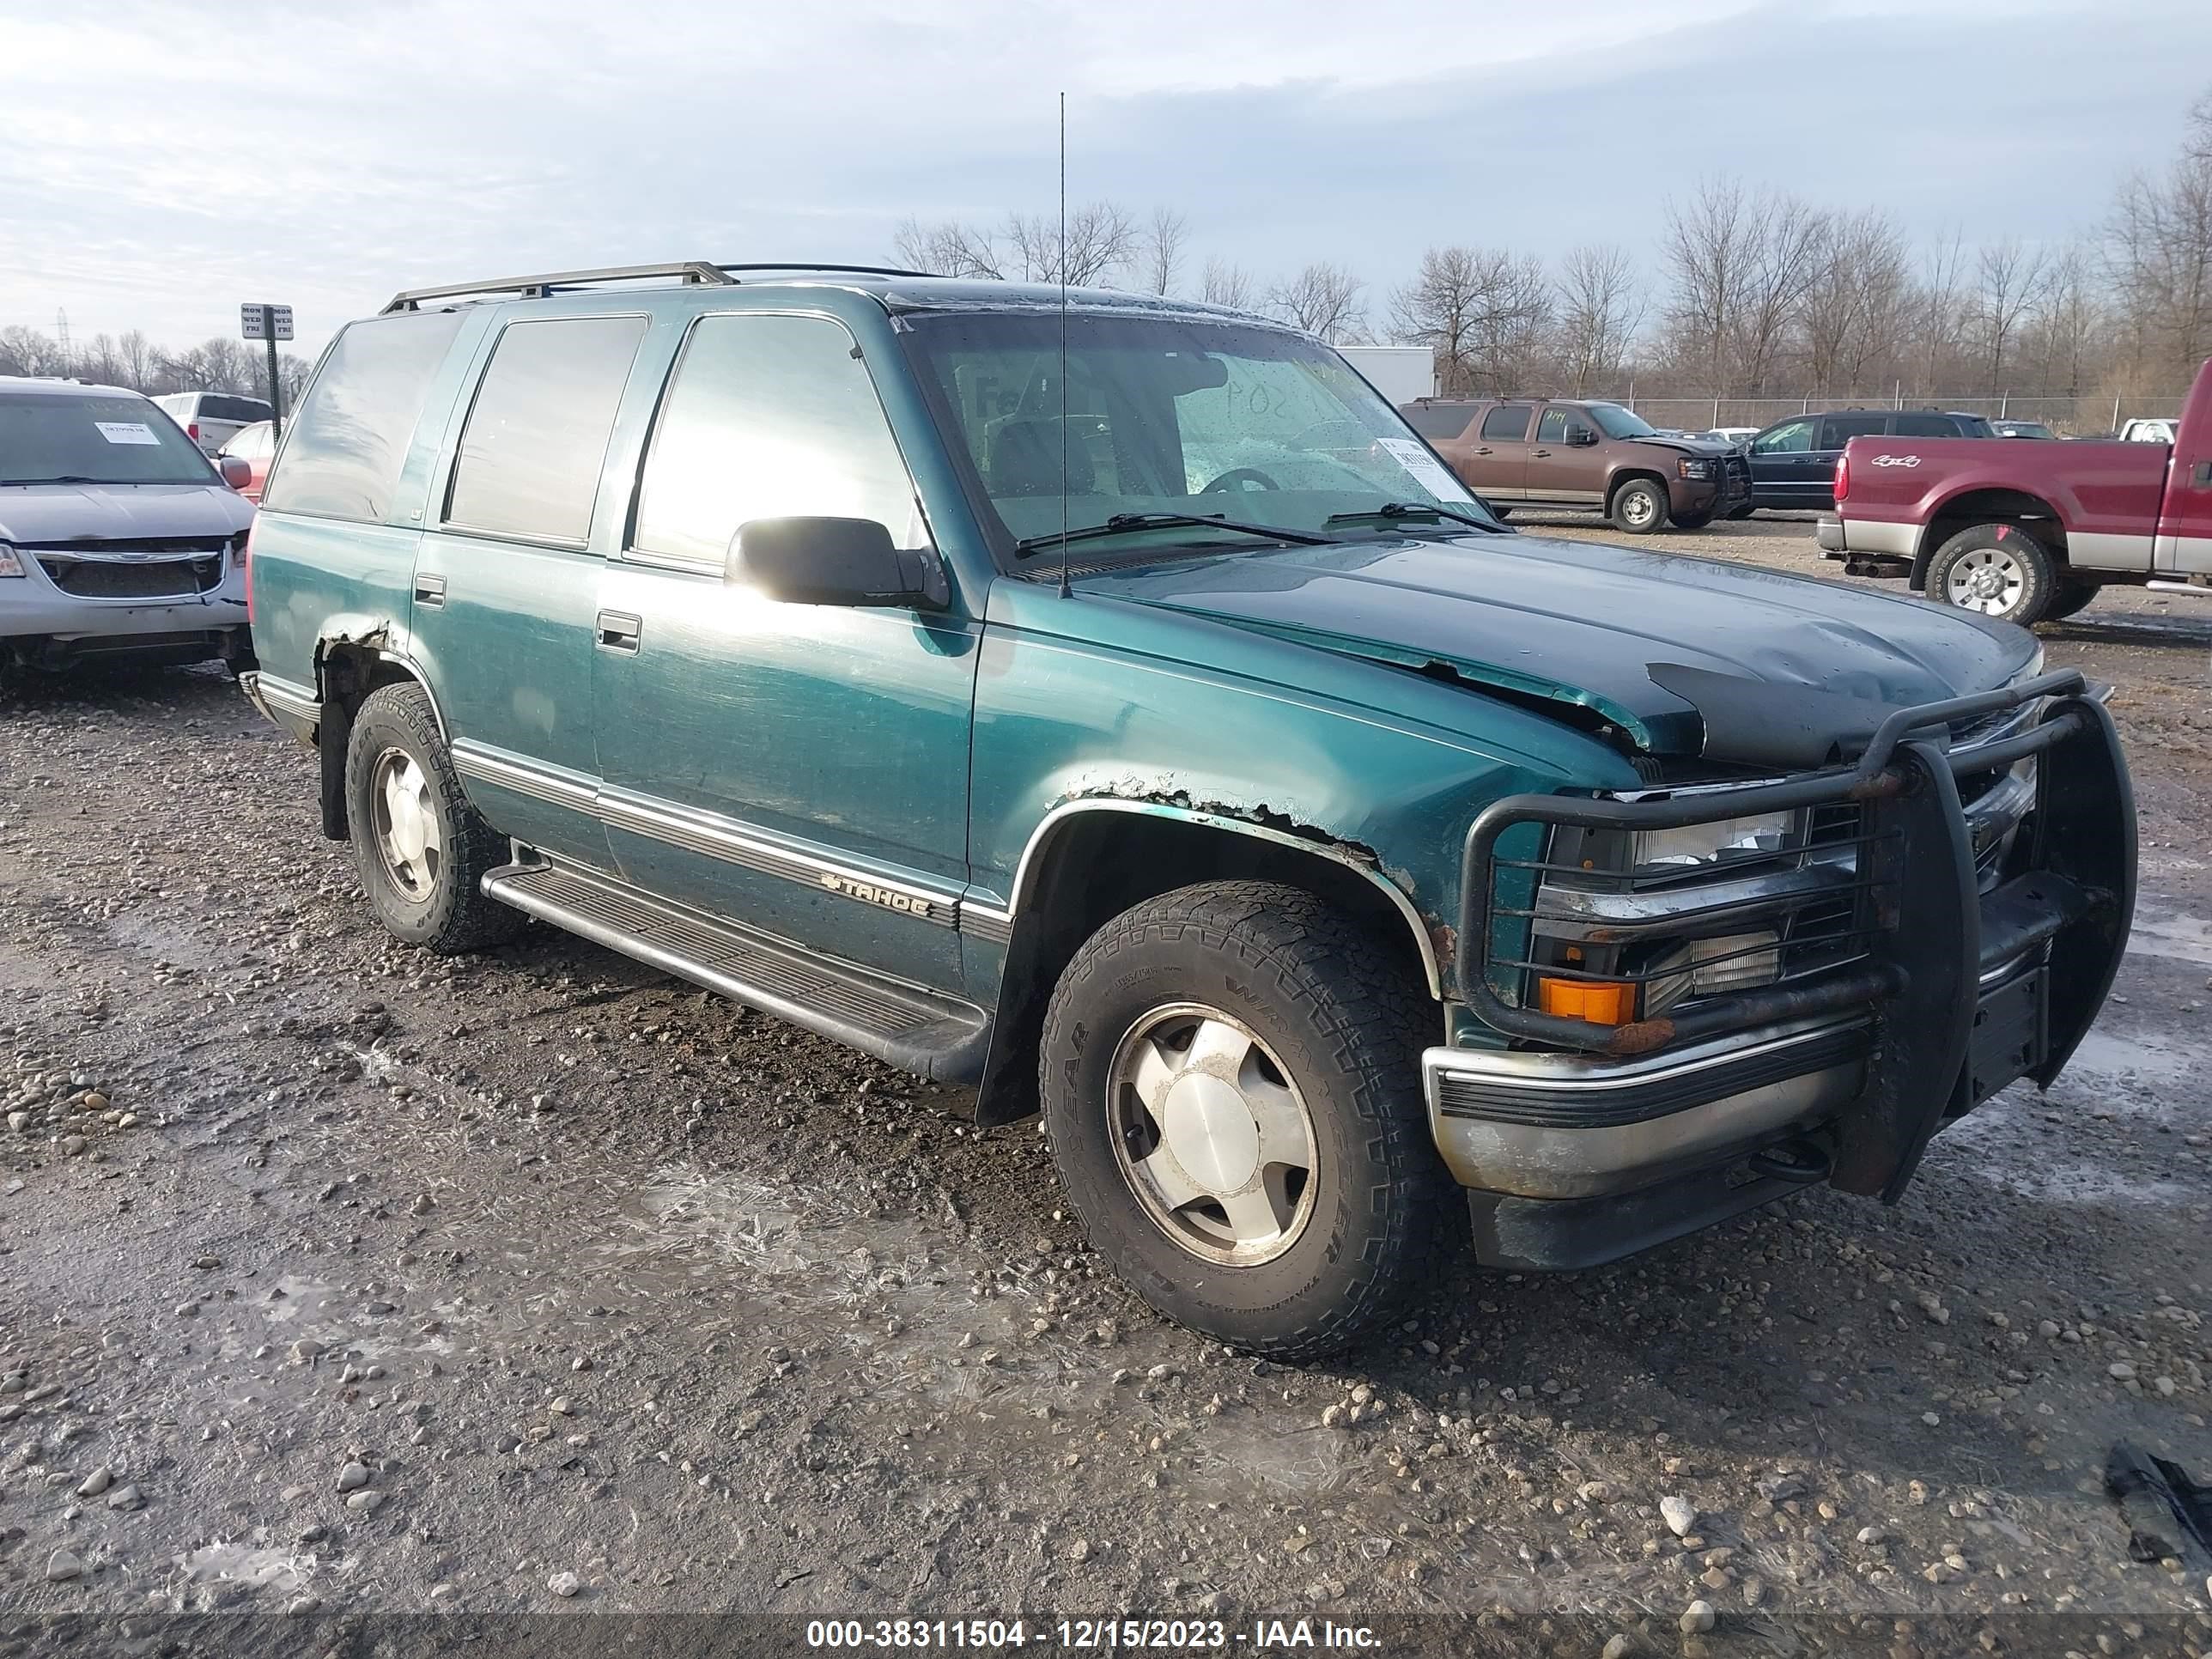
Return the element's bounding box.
[241,261,2135,1358]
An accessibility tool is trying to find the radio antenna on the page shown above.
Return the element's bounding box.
[1057,90,1073,600]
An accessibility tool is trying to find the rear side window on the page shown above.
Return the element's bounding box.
[1401,404,1475,440]
[1479,405,1532,441]
[1892,412,1957,438]
[200,394,271,424]
[631,313,925,568]
[1817,413,1887,448]
[264,310,466,522]
[445,315,649,544]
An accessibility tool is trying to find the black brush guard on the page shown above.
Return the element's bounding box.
[1457,669,2135,1200]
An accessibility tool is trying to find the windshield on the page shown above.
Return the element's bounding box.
[1585,403,1657,440]
[903,313,1492,558]
[0,392,217,486]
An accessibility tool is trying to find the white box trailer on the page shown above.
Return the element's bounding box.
[1336,345,1435,407]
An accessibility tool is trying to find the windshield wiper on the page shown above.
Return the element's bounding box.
[1324,501,1510,535]
[1013,511,1334,559]
[1,475,105,486]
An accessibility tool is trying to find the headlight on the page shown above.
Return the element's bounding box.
[1677,457,1715,480]
[1644,930,1784,1015]
[0,543,23,579]
[1631,810,1800,873]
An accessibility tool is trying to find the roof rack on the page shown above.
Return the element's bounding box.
[381,262,734,314]
[714,262,937,279]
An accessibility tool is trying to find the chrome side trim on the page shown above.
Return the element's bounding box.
[451,744,599,812]
[597,787,961,929]
[961,903,1014,945]
[1002,798,1443,997]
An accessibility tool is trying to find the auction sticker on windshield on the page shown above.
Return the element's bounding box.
[94,422,161,445]
[1376,437,1474,502]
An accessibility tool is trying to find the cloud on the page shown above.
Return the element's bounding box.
[0,0,2204,356]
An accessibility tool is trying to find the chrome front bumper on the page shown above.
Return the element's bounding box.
[1422,1016,1869,1200]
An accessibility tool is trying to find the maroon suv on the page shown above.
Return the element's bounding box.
[1401,398,1751,533]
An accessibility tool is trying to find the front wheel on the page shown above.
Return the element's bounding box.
[1925,522,2057,627]
[1038,881,1462,1360]
[1609,477,1670,534]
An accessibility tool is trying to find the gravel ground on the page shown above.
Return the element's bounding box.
[2,519,2209,1658]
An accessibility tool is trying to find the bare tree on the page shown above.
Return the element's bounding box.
[892,216,1005,278]
[1267,263,1365,343]
[118,329,156,392]
[1143,207,1188,296]
[1200,258,1259,311]
[1969,239,2049,394]
[2107,93,2212,392]
[1005,201,1139,286]
[1552,244,1643,394]
[0,325,70,379]
[1661,179,1826,394]
[1799,210,1912,390]
[1389,246,1552,397]
[1914,226,1971,393]
[2022,241,2105,394]
[1659,179,1751,395]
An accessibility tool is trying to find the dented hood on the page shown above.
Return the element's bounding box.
[1080,532,2039,763]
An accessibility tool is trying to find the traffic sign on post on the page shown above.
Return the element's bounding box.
[239,301,295,435]
[239,303,293,342]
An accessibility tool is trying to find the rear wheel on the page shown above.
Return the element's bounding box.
[344,683,527,953]
[1608,477,1670,534]
[1925,522,2057,627]
[1038,881,1462,1360]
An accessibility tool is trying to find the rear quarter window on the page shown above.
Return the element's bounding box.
[263,310,468,522]
[1402,404,1478,441]
[443,315,650,545]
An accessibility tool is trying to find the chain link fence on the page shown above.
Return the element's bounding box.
[1608,392,2188,437]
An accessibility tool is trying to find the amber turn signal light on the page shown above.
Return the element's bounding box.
[1536,976,1635,1025]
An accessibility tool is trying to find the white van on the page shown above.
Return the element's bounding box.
[151,391,274,454]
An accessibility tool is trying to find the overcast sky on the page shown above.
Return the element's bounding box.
[2,0,2208,357]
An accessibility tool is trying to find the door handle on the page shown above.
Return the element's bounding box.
[1533,448,1552,457]
[596,611,641,653]
[1475,447,1492,455]
[413,573,447,608]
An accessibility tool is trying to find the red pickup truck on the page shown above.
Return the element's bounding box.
[1817,359,2212,626]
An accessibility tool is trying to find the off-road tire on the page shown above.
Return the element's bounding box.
[1608,476,1670,534]
[1038,880,1463,1360]
[2045,579,2098,622]
[344,683,526,954]
[1925,521,2057,628]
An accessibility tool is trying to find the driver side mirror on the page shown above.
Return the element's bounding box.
[217,455,252,489]
[1569,426,1599,447]
[728,517,945,610]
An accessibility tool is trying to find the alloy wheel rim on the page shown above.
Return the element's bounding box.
[1106,1003,1318,1267]
[370,748,441,902]
[1946,547,2027,617]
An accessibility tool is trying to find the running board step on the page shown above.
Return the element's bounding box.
[483,860,990,1085]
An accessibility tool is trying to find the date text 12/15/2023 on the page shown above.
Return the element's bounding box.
[805,1619,1384,1650]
